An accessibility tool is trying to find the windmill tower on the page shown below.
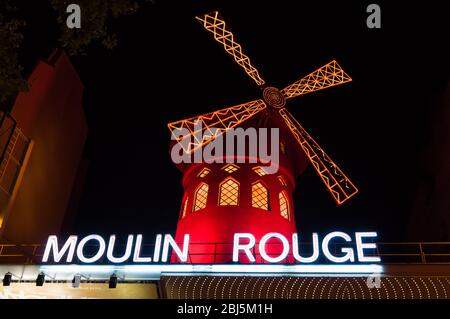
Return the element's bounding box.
[168,12,358,263]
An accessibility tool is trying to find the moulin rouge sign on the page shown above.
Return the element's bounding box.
[42,232,381,264]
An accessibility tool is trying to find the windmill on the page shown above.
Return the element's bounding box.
[168,12,358,263]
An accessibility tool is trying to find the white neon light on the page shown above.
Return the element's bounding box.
[77,235,106,263]
[39,264,384,279]
[42,231,381,264]
[322,231,355,263]
[292,233,319,263]
[355,232,381,262]
[259,233,290,263]
[40,265,117,273]
[153,234,162,262]
[107,235,134,263]
[133,234,152,263]
[161,234,190,262]
[233,233,256,262]
[42,235,77,263]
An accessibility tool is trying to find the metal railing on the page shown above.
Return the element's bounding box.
[1,241,450,265]
[0,244,41,264]
[0,112,32,226]
[375,242,450,264]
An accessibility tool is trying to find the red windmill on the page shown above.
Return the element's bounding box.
[168,12,358,263]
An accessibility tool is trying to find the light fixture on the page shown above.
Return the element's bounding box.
[72,275,81,288]
[2,272,12,286]
[71,273,89,288]
[109,273,118,289]
[36,272,46,286]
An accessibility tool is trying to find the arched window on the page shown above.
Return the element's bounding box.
[279,191,290,220]
[219,178,239,206]
[197,168,210,178]
[253,166,268,176]
[181,196,189,218]
[222,164,239,174]
[193,183,208,212]
[252,182,269,210]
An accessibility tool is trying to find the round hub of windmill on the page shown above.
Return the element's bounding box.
[263,87,286,109]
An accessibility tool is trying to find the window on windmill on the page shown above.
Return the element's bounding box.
[252,182,269,210]
[193,183,208,212]
[279,191,290,221]
[197,168,211,178]
[182,196,189,218]
[219,178,239,206]
[253,166,268,176]
[278,176,287,187]
[222,164,239,174]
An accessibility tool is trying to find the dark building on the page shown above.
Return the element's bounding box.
[407,80,450,241]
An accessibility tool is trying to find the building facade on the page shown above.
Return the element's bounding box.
[0,49,87,245]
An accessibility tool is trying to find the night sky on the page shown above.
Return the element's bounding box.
[18,1,449,241]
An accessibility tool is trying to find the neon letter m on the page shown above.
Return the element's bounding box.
[42,235,78,263]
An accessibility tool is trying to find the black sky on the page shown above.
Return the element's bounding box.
[17,0,450,241]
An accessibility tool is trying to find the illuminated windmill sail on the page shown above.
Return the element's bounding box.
[168,11,357,205]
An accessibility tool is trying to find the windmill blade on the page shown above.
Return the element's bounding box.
[281,60,352,99]
[196,11,266,87]
[168,99,267,154]
[279,108,358,205]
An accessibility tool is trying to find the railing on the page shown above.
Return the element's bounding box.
[0,244,41,264]
[1,242,450,265]
[0,112,32,227]
[376,242,450,264]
